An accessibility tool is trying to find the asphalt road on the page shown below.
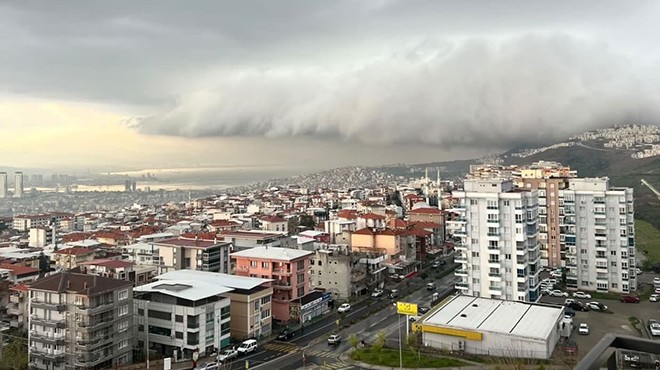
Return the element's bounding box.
[215,256,459,370]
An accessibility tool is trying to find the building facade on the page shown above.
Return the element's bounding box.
[155,237,233,274]
[231,246,312,323]
[448,178,541,302]
[28,273,134,370]
[561,178,636,293]
[134,280,233,359]
[14,171,24,198]
[0,172,6,198]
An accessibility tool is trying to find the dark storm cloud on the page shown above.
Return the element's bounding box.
[2,1,660,148]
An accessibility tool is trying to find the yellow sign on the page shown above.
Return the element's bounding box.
[396,301,418,316]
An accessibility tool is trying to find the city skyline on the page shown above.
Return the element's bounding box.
[2,1,660,171]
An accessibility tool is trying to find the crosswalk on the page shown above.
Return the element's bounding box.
[263,342,299,353]
[305,349,340,359]
[314,362,355,370]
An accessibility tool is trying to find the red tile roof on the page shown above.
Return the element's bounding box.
[61,232,93,243]
[260,215,286,223]
[156,237,219,248]
[352,228,374,235]
[337,210,358,220]
[409,208,441,214]
[360,213,385,220]
[0,264,39,276]
[54,247,95,256]
[10,284,30,292]
[410,221,442,229]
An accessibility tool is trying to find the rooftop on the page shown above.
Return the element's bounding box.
[53,247,95,256]
[135,279,233,301]
[155,237,228,249]
[78,259,134,269]
[424,295,563,340]
[0,264,39,276]
[231,246,312,261]
[157,270,273,291]
[30,272,133,295]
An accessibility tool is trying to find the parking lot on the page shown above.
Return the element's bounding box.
[540,294,660,360]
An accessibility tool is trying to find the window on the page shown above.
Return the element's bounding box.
[502,200,510,206]
[118,289,128,301]
[505,254,511,260]
[611,261,617,267]
[118,321,129,333]
[318,260,322,266]
[175,315,183,323]
[221,306,230,320]
[148,309,171,321]
[611,250,617,256]
[297,273,305,283]
[297,261,305,269]
[175,331,183,339]
[118,340,128,349]
[471,252,479,257]
[250,261,258,268]
[118,305,128,317]
[221,322,230,335]
[261,309,271,320]
[187,332,199,346]
[310,260,315,265]
[261,262,269,268]
[297,287,305,297]
[260,296,271,305]
[470,199,478,205]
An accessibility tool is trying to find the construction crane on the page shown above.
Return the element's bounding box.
[641,178,660,200]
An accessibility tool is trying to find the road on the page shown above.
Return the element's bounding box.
[212,256,458,370]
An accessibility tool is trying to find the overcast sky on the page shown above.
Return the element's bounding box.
[2,1,660,171]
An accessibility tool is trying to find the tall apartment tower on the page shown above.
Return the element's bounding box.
[561,178,636,294]
[14,171,24,198]
[0,172,7,198]
[28,272,134,370]
[449,178,541,302]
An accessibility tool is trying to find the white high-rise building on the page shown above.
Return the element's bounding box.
[0,172,7,198]
[561,178,636,293]
[14,171,24,198]
[448,178,542,302]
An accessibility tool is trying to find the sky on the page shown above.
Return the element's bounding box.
[2,1,660,172]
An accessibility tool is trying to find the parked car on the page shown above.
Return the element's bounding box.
[542,278,557,285]
[277,329,296,340]
[371,289,384,298]
[328,334,342,345]
[572,291,591,299]
[649,320,660,336]
[549,290,569,297]
[431,262,440,269]
[550,270,563,278]
[418,306,430,314]
[426,282,436,291]
[650,294,659,302]
[655,286,660,294]
[563,339,578,355]
[586,301,608,311]
[653,277,660,285]
[564,308,576,318]
[338,303,351,313]
[388,289,399,299]
[620,295,640,303]
[237,339,258,355]
[217,349,239,363]
[564,298,575,306]
[194,363,219,370]
[578,323,590,335]
[635,268,642,275]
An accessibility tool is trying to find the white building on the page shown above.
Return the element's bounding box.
[0,171,7,198]
[448,178,541,302]
[414,295,565,359]
[29,227,55,248]
[14,171,24,198]
[561,178,637,293]
[134,280,233,359]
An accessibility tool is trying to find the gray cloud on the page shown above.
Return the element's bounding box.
[137,34,660,148]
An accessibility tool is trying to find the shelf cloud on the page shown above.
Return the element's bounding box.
[136,34,660,148]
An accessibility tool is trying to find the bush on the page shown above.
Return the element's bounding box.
[350,347,467,368]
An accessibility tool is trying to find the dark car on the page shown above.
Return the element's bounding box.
[563,339,578,355]
[277,329,295,340]
[566,302,589,312]
[564,307,576,317]
[621,295,640,303]
[418,306,430,314]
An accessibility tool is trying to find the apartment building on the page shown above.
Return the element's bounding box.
[6,284,29,329]
[448,178,541,302]
[78,259,157,286]
[51,248,97,270]
[28,272,134,370]
[217,230,289,251]
[561,178,636,293]
[157,270,274,341]
[259,215,288,233]
[155,237,232,274]
[134,279,233,358]
[231,247,312,323]
[29,227,55,248]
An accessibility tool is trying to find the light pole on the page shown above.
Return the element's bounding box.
[397,313,402,370]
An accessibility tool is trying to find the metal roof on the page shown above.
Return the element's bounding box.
[157,270,272,290]
[230,246,312,261]
[135,279,233,301]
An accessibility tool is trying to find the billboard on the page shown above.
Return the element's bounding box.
[396,301,418,316]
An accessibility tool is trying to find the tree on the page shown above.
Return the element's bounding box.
[406,332,421,365]
[348,333,359,352]
[299,215,316,229]
[287,218,299,235]
[38,252,49,275]
[373,330,386,362]
[0,337,28,370]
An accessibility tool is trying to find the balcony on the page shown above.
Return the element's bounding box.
[31,300,66,312]
[351,271,367,283]
[454,255,468,264]
[77,316,114,331]
[454,269,468,276]
[272,269,292,276]
[10,295,22,304]
[30,316,66,329]
[454,243,467,251]
[30,347,66,361]
[30,332,65,345]
[75,352,103,367]
[273,281,293,290]
[575,334,660,370]
[488,273,502,279]
[7,305,22,316]
[455,282,469,290]
[453,229,467,237]
[489,286,503,292]
[76,302,114,315]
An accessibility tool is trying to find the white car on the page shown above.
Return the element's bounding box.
[572,291,591,299]
[371,289,384,298]
[542,278,557,285]
[564,298,575,306]
[338,303,351,313]
[653,277,660,285]
[586,301,608,311]
[650,294,659,302]
[550,270,563,278]
[635,268,642,275]
[194,363,218,370]
[578,323,589,335]
[549,290,568,297]
[649,321,660,336]
[217,349,238,363]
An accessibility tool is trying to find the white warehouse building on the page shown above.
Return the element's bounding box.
[414,295,565,359]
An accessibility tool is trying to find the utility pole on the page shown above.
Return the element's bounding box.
[398,313,402,370]
[144,300,150,370]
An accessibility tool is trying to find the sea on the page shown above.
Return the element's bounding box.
[40,165,315,193]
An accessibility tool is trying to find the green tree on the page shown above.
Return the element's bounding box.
[373,330,386,362]
[1,337,28,370]
[299,215,316,229]
[287,217,299,235]
[406,332,421,365]
[348,333,359,352]
[38,252,49,274]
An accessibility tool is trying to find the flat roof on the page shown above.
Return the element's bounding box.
[135,279,233,301]
[230,246,312,261]
[157,270,273,290]
[424,295,563,341]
